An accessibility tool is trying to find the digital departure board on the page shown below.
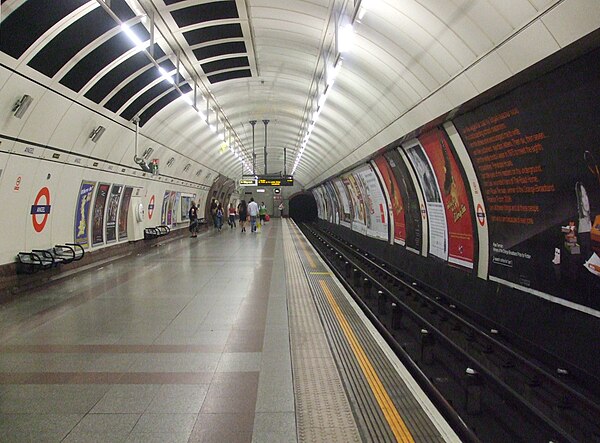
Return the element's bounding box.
[257,176,294,186]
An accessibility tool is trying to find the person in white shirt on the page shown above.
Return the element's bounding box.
[247,198,259,233]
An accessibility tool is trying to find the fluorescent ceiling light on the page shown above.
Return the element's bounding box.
[158,67,174,84]
[121,23,144,49]
[339,24,354,53]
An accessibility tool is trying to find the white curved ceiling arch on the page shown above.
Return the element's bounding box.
[1,0,599,188]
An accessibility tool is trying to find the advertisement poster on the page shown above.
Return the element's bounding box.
[324,182,341,224]
[106,184,123,243]
[118,187,133,240]
[344,171,368,235]
[356,164,388,241]
[403,140,448,260]
[312,188,325,220]
[92,183,110,246]
[384,150,423,253]
[333,178,352,227]
[74,180,95,248]
[453,46,600,310]
[419,128,475,269]
[181,196,192,221]
[161,190,170,225]
[374,156,406,245]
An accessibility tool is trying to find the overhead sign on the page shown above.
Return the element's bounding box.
[239,178,258,186]
[257,175,294,186]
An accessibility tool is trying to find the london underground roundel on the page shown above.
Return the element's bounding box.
[148,195,155,220]
[31,187,51,232]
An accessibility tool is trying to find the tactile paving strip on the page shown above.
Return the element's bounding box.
[286,221,453,443]
[284,221,362,443]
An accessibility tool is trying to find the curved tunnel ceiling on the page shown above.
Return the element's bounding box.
[1,0,598,189]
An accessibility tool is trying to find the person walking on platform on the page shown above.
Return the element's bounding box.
[188,201,198,238]
[215,203,224,231]
[278,202,284,218]
[238,200,248,233]
[228,203,237,229]
[258,201,267,229]
[210,198,217,228]
[248,198,259,233]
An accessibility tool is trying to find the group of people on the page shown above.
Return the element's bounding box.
[188,198,280,237]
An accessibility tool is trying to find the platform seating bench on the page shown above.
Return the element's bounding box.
[144,225,171,239]
[17,243,85,274]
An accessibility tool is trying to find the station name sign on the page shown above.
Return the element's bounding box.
[240,175,294,187]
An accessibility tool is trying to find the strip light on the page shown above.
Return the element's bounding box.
[120,15,252,176]
[292,58,344,175]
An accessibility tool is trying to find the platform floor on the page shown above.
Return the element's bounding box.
[0,219,459,442]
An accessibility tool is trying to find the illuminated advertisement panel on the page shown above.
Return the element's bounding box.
[374,156,406,245]
[403,139,448,260]
[384,150,423,254]
[333,178,352,227]
[344,171,368,235]
[324,181,341,224]
[106,184,122,243]
[74,180,95,247]
[92,183,110,246]
[419,128,475,269]
[355,164,388,241]
[453,46,600,310]
[118,187,133,241]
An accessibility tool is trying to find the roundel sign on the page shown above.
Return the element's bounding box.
[148,195,155,220]
[31,187,51,232]
[476,203,486,227]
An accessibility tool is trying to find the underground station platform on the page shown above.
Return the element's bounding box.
[0,219,459,442]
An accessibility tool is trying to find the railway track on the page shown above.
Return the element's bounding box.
[301,223,600,443]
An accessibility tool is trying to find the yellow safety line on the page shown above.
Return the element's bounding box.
[309,272,331,275]
[319,279,415,443]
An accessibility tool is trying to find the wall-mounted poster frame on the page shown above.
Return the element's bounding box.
[118,187,133,241]
[74,180,95,248]
[92,183,110,246]
[106,184,123,243]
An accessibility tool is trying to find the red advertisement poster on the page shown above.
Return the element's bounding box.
[419,128,475,268]
[374,156,406,244]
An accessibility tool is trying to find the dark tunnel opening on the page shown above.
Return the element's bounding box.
[289,193,317,223]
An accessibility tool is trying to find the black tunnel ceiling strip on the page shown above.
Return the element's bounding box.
[139,89,180,127]
[27,7,117,78]
[193,41,247,60]
[170,2,239,28]
[84,51,151,104]
[183,23,243,46]
[120,80,173,121]
[104,63,162,112]
[201,56,249,74]
[163,0,188,5]
[59,22,150,92]
[0,0,88,59]
[208,69,251,84]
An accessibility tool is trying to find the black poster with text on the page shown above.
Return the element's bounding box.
[454,47,600,310]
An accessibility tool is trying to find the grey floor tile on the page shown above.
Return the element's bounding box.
[131,412,196,434]
[68,413,140,434]
[252,412,297,443]
[91,385,160,414]
[146,384,209,413]
[0,413,82,442]
[216,352,262,372]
